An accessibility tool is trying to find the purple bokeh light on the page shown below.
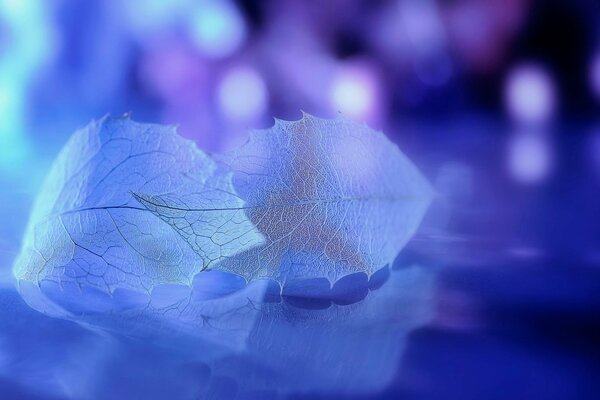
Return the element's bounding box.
[507,131,554,184]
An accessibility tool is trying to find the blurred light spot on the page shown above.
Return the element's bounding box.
[0,0,52,169]
[444,1,526,72]
[1,0,31,17]
[188,0,246,59]
[507,132,553,184]
[590,52,600,100]
[329,64,379,120]
[218,66,268,121]
[505,65,556,124]
[401,0,445,56]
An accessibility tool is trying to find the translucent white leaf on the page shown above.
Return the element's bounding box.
[13,115,263,294]
[142,113,432,284]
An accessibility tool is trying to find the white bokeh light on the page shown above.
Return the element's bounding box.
[329,64,378,120]
[218,66,268,121]
[505,64,556,124]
